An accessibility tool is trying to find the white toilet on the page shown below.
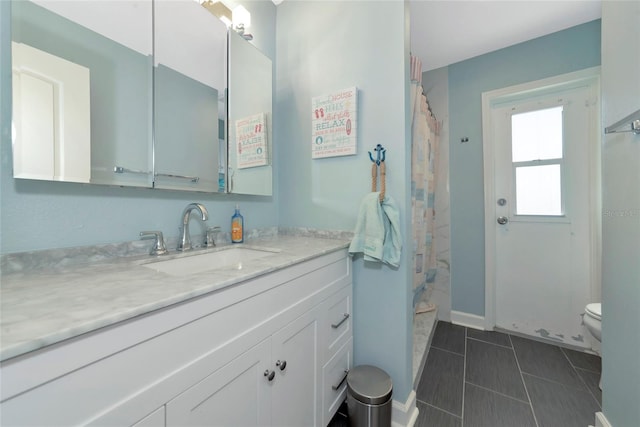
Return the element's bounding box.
[583,303,602,342]
[583,302,602,388]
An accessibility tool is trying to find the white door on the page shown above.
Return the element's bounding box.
[484,70,600,349]
[12,42,91,183]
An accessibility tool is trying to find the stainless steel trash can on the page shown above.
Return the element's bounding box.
[346,365,393,427]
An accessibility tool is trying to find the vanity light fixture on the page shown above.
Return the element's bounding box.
[200,0,232,25]
[199,1,253,41]
[232,5,253,40]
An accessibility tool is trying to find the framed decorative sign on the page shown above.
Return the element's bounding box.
[311,87,357,159]
[236,112,268,169]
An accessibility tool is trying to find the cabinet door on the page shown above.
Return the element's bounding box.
[166,339,271,427]
[271,311,321,427]
[131,406,166,427]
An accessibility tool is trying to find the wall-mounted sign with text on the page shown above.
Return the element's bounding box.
[236,112,268,169]
[311,87,357,159]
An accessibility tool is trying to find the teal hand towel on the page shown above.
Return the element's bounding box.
[349,192,403,267]
[381,194,402,267]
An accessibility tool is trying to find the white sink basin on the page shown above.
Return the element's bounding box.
[142,246,280,276]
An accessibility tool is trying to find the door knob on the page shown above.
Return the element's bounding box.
[276,360,287,371]
[264,369,275,381]
[497,216,509,225]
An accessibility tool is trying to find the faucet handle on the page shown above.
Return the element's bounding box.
[140,231,169,256]
[205,226,222,248]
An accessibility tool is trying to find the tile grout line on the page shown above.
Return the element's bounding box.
[521,370,591,391]
[466,335,513,350]
[464,381,531,405]
[509,334,540,427]
[415,399,463,420]
[430,344,465,357]
[560,347,603,409]
[461,326,467,426]
[575,370,603,410]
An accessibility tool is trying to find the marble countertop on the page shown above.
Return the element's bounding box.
[0,234,350,361]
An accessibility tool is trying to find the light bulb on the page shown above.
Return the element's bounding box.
[232,5,251,30]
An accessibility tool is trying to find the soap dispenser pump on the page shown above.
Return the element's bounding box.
[231,204,244,243]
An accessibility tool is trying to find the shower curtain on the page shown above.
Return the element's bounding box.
[410,55,441,301]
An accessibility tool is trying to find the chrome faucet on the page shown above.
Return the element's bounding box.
[177,203,209,251]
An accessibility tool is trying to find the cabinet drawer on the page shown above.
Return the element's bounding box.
[325,286,352,357]
[322,338,352,427]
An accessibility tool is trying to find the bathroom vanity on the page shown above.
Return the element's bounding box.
[0,235,352,427]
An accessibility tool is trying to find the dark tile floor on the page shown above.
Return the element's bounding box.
[415,321,602,427]
[328,401,349,427]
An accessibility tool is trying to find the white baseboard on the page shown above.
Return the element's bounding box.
[595,412,612,427]
[450,310,485,330]
[391,390,419,427]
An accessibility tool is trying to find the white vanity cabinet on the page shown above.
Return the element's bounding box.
[166,309,321,427]
[0,249,352,427]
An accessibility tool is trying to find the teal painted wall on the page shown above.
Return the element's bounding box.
[275,1,414,402]
[0,0,278,254]
[601,2,640,426]
[447,20,602,315]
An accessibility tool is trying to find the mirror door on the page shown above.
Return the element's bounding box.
[227,30,273,196]
[11,0,153,187]
[153,0,227,192]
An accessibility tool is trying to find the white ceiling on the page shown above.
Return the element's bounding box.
[410,0,602,72]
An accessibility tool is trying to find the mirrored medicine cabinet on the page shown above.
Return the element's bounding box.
[228,30,273,196]
[9,0,272,196]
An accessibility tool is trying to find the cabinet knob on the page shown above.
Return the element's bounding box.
[264,369,275,382]
[276,360,287,371]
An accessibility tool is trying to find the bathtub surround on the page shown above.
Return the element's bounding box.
[409,57,443,312]
[421,65,452,322]
[407,74,443,403]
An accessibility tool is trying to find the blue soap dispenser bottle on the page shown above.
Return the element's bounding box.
[231,204,244,243]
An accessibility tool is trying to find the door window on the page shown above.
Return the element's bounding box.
[511,106,564,216]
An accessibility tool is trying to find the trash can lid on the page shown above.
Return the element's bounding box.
[347,365,393,405]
